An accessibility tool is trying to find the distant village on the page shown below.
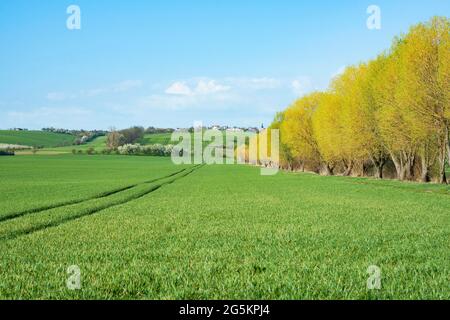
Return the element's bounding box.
[9,124,265,134]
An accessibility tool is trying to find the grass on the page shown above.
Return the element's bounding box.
[38,133,171,154]
[40,136,108,153]
[0,156,449,299]
[0,165,199,240]
[0,130,74,148]
[141,132,234,148]
[141,133,173,145]
[0,155,188,217]
[28,132,228,155]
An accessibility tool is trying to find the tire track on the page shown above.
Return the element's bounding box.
[0,165,203,241]
[0,167,190,223]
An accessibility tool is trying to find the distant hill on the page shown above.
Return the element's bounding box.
[44,136,107,152]
[44,133,174,153]
[0,130,75,148]
[141,133,173,145]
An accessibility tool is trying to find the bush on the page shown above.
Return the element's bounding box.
[118,144,141,155]
[0,150,14,156]
[145,127,175,134]
[120,126,145,144]
[86,147,96,155]
[117,144,173,156]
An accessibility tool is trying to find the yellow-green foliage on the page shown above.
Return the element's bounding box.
[273,16,450,182]
[280,93,322,166]
[312,93,343,167]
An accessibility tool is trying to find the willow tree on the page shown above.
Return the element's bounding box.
[396,17,450,183]
[362,57,390,178]
[312,93,344,175]
[280,93,323,171]
[272,16,449,183]
[437,17,450,183]
[270,112,293,169]
[331,65,380,176]
[375,42,418,181]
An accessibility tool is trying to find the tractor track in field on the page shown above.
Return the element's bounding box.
[0,167,191,223]
[0,164,204,241]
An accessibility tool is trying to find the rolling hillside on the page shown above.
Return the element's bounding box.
[140,133,173,145]
[45,133,173,153]
[44,136,107,152]
[0,130,75,148]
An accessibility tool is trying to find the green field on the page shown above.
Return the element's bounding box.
[141,133,173,145]
[41,136,108,153]
[0,130,74,148]
[35,132,224,154]
[39,133,171,154]
[6,131,230,155]
[0,155,449,299]
[0,155,188,217]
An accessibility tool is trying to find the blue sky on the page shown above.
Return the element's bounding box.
[0,0,449,130]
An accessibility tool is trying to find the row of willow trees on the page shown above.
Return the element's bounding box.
[269,17,450,183]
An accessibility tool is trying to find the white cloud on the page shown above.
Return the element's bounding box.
[165,79,230,96]
[165,82,193,96]
[194,80,230,95]
[155,76,313,111]
[139,94,199,110]
[139,90,240,111]
[164,77,283,99]
[331,65,346,79]
[291,77,312,96]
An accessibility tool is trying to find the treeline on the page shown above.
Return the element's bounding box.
[42,128,108,146]
[106,126,176,149]
[42,127,108,136]
[144,127,175,134]
[71,143,173,157]
[106,126,145,149]
[271,17,449,183]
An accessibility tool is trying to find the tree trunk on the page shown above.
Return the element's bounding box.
[342,160,353,177]
[420,144,433,183]
[447,123,450,167]
[371,155,386,179]
[394,150,415,181]
[390,152,403,180]
[447,143,450,168]
[374,161,385,179]
[300,161,305,172]
[438,159,447,184]
[438,144,448,184]
[323,163,334,176]
[437,127,448,184]
[421,159,430,183]
[404,152,415,181]
[361,162,367,177]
